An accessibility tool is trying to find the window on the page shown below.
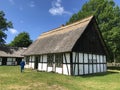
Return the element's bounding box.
[26,56,30,64]
[47,54,54,67]
[38,56,41,63]
[55,53,63,67]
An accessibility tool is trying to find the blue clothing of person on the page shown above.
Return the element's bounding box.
[20,60,25,72]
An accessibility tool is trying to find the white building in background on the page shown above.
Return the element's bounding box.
[0,47,26,66]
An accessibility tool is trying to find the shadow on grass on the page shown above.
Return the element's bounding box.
[80,70,119,78]
[107,66,120,70]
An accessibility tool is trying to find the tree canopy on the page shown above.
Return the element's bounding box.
[67,0,120,62]
[0,11,13,45]
[9,32,32,47]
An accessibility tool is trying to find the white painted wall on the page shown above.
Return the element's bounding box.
[25,64,29,68]
[63,64,71,75]
[79,53,83,63]
[104,64,107,72]
[72,52,107,75]
[26,52,107,76]
[73,52,76,63]
[100,55,103,63]
[29,62,34,69]
[38,63,42,70]
[97,55,99,63]
[97,64,100,72]
[89,54,92,63]
[84,64,88,74]
[47,67,53,72]
[89,64,92,74]
[84,54,88,63]
[101,64,103,72]
[93,64,97,73]
[56,67,62,74]
[63,53,71,75]
[42,63,47,71]
[79,64,83,75]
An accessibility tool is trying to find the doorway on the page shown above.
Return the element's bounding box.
[34,56,39,69]
[2,57,7,65]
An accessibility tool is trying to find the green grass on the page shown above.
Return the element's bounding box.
[0,66,120,90]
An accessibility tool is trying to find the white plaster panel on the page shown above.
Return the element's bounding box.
[63,54,65,63]
[97,55,99,63]
[89,64,92,74]
[32,56,35,62]
[79,53,83,63]
[38,63,42,70]
[29,56,32,61]
[104,56,106,63]
[29,62,34,69]
[101,64,103,72]
[100,55,103,63]
[104,64,107,72]
[25,64,29,68]
[79,64,83,75]
[63,64,71,75]
[56,67,62,74]
[97,64,100,72]
[89,54,92,59]
[84,64,88,74]
[93,64,97,73]
[84,54,88,63]
[89,54,92,63]
[66,53,70,63]
[47,67,53,72]
[74,64,78,75]
[42,63,47,71]
[93,54,97,63]
[72,52,76,63]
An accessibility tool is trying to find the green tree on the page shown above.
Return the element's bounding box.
[9,32,32,47]
[0,11,13,45]
[67,0,120,62]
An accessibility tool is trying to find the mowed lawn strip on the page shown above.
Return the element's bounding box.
[0,66,120,90]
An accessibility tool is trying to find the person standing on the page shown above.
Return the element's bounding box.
[20,59,25,73]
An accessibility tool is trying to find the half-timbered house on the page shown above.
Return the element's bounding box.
[0,47,26,65]
[24,16,108,75]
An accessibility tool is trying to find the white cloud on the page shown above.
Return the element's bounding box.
[9,28,18,34]
[49,0,72,16]
[9,0,15,5]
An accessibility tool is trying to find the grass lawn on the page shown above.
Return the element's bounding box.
[0,66,120,90]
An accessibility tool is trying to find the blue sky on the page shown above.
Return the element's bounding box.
[0,0,120,44]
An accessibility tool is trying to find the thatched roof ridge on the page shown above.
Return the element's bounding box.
[0,47,27,57]
[38,16,93,39]
[24,16,94,56]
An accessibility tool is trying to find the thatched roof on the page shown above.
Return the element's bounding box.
[0,47,27,58]
[24,16,94,55]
